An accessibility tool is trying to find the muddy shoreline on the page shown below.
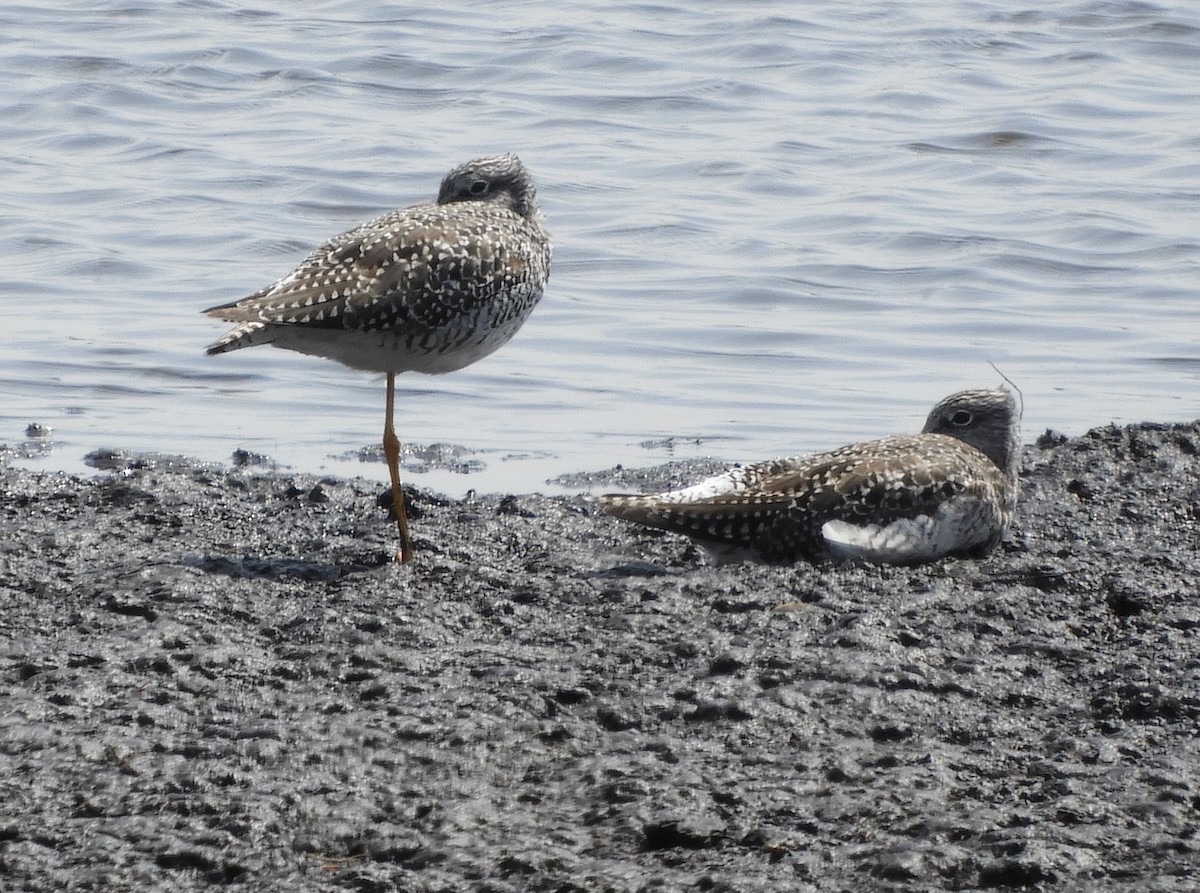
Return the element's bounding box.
[2,419,1198,891]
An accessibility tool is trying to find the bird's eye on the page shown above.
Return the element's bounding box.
[468,179,489,195]
[951,410,973,426]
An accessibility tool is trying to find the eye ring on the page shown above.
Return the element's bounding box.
[468,179,489,195]
[950,409,973,426]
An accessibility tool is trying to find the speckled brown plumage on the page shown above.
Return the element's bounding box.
[203,154,551,562]
[601,388,1020,565]
[203,153,551,374]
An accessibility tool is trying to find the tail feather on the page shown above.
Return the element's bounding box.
[204,321,272,355]
[597,494,661,526]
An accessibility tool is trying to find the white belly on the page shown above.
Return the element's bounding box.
[266,313,532,375]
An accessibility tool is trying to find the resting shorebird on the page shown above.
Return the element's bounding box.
[204,154,552,562]
[600,388,1020,564]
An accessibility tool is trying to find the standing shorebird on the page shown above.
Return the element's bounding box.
[204,154,552,562]
[600,388,1020,564]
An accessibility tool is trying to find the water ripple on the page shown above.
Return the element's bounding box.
[1,0,1197,494]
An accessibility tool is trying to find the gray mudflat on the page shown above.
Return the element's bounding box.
[2,421,1198,892]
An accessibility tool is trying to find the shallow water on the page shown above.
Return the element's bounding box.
[2,1,1198,496]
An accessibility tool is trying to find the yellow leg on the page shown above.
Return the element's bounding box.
[383,372,414,563]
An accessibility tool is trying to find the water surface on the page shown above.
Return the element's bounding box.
[2,1,1197,495]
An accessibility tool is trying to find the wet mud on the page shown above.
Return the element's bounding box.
[1,420,1198,891]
